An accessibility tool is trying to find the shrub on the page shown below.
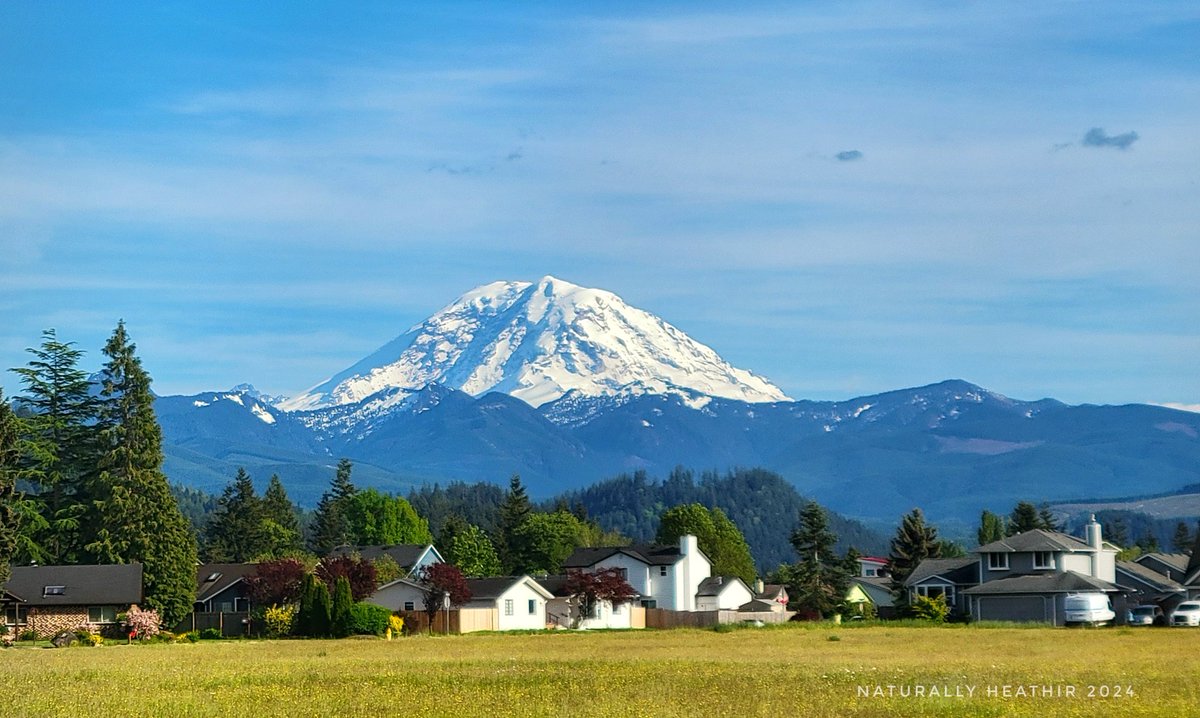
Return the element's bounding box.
[330,577,354,638]
[182,631,200,643]
[348,603,393,636]
[264,604,298,638]
[126,605,162,640]
[908,594,950,622]
[19,629,37,642]
[388,614,404,636]
[199,628,222,640]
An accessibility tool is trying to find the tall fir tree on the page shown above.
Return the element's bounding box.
[977,510,1007,546]
[1172,521,1194,555]
[1007,501,1043,535]
[203,468,266,562]
[496,474,531,573]
[888,508,941,599]
[0,391,22,586]
[83,321,198,625]
[260,474,302,557]
[330,575,354,638]
[309,458,356,554]
[786,501,851,617]
[11,329,99,564]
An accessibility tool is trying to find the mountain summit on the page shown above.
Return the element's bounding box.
[280,276,790,411]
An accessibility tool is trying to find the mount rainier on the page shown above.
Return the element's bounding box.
[154,276,1200,531]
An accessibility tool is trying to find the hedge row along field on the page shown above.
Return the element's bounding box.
[1,624,1195,717]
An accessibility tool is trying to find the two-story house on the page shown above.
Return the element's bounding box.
[906,515,1124,625]
[562,534,711,611]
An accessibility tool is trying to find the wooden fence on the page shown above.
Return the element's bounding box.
[645,608,795,629]
[397,608,499,634]
[174,611,254,637]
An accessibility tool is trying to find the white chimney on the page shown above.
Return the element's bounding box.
[1086,514,1102,578]
[680,534,698,557]
[755,579,764,594]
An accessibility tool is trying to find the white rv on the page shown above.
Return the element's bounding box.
[1063,593,1115,626]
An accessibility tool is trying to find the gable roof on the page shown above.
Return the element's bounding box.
[905,558,978,587]
[195,563,259,603]
[963,570,1120,596]
[2,564,143,606]
[696,576,750,597]
[1135,552,1190,576]
[1115,561,1185,595]
[976,529,1095,554]
[563,543,695,568]
[852,576,896,607]
[756,584,787,602]
[464,575,553,601]
[329,544,440,571]
[737,598,779,612]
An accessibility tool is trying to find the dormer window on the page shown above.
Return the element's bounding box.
[43,586,65,597]
[987,553,1009,571]
[1033,551,1055,570]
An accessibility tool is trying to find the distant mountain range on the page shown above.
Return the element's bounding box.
[153,276,1200,532]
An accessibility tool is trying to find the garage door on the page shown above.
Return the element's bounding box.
[976,596,1050,623]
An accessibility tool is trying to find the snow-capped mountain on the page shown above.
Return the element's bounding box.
[280,276,789,411]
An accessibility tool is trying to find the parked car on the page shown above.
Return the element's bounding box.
[1170,602,1200,627]
[1063,593,1115,626]
[1126,605,1164,626]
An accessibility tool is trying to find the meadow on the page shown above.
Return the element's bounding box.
[1,623,1194,717]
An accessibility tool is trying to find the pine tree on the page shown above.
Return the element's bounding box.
[785,501,851,617]
[330,575,354,638]
[977,510,1006,546]
[309,458,356,554]
[0,392,22,586]
[496,475,531,573]
[791,500,838,564]
[1007,501,1042,535]
[11,329,99,564]
[1172,522,1193,555]
[310,580,333,637]
[888,508,941,598]
[260,474,302,557]
[203,468,265,562]
[1037,503,1059,532]
[84,321,198,625]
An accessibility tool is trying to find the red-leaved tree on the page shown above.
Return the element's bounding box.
[316,555,377,602]
[420,562,471,627]
[564,568,637,628]
[245,558,307,607]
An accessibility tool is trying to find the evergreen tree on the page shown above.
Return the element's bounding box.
[11,329,99,564]
[785,501,851,617]
[437,513,471,553]
[445,523,503,577]
[888,508,941,598]
[309,458,356,554]
[329,575,354,638]
[84,322,198,625]
[309,580,333,637]
[260,474,302,557]
[1172,521,1194,555]
[0,392,21,586]
[496,475,532,573]
[1007,501,1042,535]
[296,573,318,636]
[1037,503,1059,532]
[977,510,1006,546]
[203,467,266,562]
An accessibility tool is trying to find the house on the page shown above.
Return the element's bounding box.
[1115,560,1186,615]
[463,575,553,631]
[1134,553,1190,584]
[538,575,642,630]
[847,576,897,618]
[562,535,711,611]
[193,563,257,614]
[0,564,143,638]
[857,556,890,578]
[745,581,789,613]
[902,516,1124,625]
[695,576,754,611]
[328,544,444,578]
[368,576,428,614]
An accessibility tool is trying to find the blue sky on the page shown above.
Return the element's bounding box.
[1,2,1197,408]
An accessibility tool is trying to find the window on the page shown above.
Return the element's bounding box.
[618,567,628,580]
[527,599,536,615]
[915,585,955,606]
[219,601,233,613]
[43,586,65,597]
[5,604,28,625]
[863,566,878,577]
[659,566,668,577]
[234,597,249,613]
[504,599,513,616]
[640,599,657,609]
[88,606,117,624]
[1033,551,1055,570]
[403,601,415,612]
[612,602,622,615]
[987,553,1009,570]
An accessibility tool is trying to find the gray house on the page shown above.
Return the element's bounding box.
[1115,560,1186,615]
[906,516,1125,625]
[329,544,444,578]
[1,564,143,638]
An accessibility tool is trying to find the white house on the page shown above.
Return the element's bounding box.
[562,534,711,611]
[367,576,428,613]
[537,575,641,630]
[463,576,553,631]
[695,576,754,611]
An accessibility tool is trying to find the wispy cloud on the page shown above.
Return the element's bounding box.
[1082,127,1139,150]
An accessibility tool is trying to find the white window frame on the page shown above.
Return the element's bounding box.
[1033,551,1055,570]
[915,584,955,606]
[987,553,1009,571]
[504,599,513,616]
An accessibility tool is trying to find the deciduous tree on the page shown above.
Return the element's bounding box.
[244,558,307,607]
[657,503,757,585]
[344,488,432,545]
[977,510,1006,546]
[316,554,377,602]
[420,562,471,630]
[563,568,637,628]
[445,523,502,577]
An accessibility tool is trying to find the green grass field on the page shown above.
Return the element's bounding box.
[1,624,1195,717]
